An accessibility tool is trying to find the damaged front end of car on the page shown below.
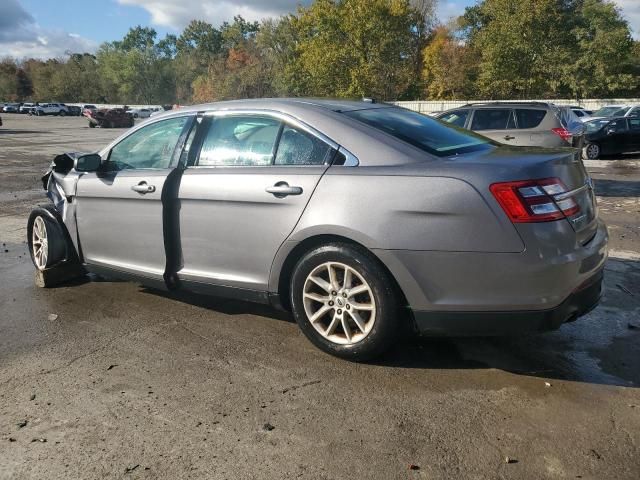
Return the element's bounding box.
[29,152,101,287]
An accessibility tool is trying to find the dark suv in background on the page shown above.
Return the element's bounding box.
[437,102,585,149]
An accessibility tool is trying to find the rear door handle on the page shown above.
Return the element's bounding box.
[131,181,156,194]
[503,135,515,140]
[266,182,303,198]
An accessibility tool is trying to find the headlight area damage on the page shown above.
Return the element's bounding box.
[29,153,96,287]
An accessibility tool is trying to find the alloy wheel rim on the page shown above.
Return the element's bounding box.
[302,262,376,345]
[32,216,48,270]
[587,144,599,158]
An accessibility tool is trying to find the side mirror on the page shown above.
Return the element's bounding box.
[605,127,616,135]
[75,153,102,172]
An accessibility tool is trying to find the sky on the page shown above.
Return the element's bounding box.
[1,0,639,59]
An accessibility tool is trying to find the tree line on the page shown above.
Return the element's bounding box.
[0,0,638,105]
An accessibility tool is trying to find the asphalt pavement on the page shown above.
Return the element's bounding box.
[0,114,639,479]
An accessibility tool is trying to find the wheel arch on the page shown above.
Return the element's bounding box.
[270,233,410,314]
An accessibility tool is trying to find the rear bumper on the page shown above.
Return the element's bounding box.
[412,268,603,336]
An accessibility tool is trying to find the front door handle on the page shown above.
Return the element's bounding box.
[131,181,156,194]
[503,135,515,141]
[266,182,303,198]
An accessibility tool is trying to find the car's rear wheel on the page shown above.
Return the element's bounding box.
[290,243,400,361]
[583,143,600,160]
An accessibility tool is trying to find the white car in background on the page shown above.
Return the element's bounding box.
[20,102,37,114]
[126,108,152,119]
[33,103,69,116]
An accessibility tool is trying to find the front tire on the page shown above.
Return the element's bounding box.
[290,243,401,361]
[59,110,66,117]
[583,143,600,160]
[27,212,66,272]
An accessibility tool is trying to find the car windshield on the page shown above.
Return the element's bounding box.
[344,107,493,157]
[593,106,628,117]
[584,119,612,133]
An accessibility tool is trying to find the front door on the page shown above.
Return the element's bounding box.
[75,115,193,281]
[177,113,336,293]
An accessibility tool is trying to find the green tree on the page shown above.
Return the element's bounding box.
[462,0,574,98]
[565,0,637,98]
[421,25,477,99]
[290,0,427,100]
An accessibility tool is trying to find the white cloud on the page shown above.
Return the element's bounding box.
[117,0,311,30]
[617,0,640,38]
[0,0,97,59]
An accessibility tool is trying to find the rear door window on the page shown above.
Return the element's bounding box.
[197,116,281,166]
[629,118,640,131]
[515,109,547,129]
[439,110,469,128]
[470,109,515,131]
[274,125,334,166]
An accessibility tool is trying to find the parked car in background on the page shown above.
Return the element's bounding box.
[29,99,606,361]
[582,117,640,159]
[82,104,97,116]
[33,103,69,116]
[570,107,592,121]
[66,105,82,116]
[436,102,585,149]
[2,103,20,113]
[126,108,152,119]
[87,108,134,128]
[20,102,37,114]
[590,105,640,119]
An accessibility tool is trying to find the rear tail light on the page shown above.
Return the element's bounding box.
[490,178,580,223]
[551,127,572,142]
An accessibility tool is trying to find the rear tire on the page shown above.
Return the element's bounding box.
[290,243,401,361]
[583,143,600,160]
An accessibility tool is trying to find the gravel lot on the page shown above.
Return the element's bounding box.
[1,114,639,479]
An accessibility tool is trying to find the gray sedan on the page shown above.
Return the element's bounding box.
[29,99,607,360]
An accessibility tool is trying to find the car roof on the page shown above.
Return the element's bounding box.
[171,98,390,115]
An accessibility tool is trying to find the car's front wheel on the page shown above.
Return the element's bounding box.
[59,110,66,117]
[290,243,401,361]
[583,143,601,160]
[27,211,66,272]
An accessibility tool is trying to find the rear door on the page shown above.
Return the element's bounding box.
[177,112,337,294]
[469,108,517,144]
[75,115,194,282]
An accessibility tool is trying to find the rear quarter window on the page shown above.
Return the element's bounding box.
[515,109,547,128]
[439,110,469,128]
